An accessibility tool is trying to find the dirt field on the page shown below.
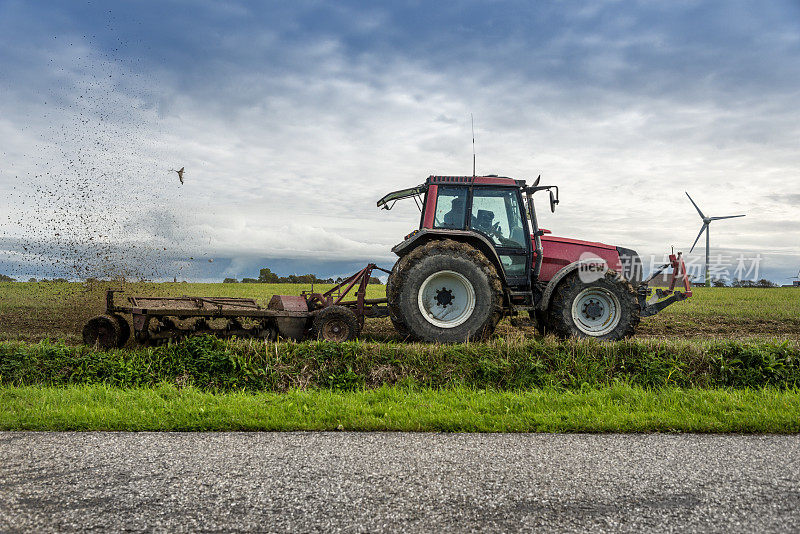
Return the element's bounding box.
[0,282,798,344]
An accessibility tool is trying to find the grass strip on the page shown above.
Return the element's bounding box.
[2,336,800,391]
[1,384,798,433]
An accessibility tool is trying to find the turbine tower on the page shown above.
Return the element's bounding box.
[686,192,746,287]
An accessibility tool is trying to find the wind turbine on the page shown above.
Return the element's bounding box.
[686,192,746,287]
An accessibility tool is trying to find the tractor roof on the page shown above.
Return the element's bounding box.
[377,175,526,209]
[427,175,525,187]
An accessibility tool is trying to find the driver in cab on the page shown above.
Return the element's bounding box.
[442,197,466,228]
[473,209,496,235]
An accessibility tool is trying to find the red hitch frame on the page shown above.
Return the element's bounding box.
[302,263,391,325]
[638,252,692,317]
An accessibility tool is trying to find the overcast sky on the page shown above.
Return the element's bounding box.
[0,0,798,282]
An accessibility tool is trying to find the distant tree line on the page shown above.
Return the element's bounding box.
[223,267,383,285]
[0,275,69,283]
[710,278,778,288]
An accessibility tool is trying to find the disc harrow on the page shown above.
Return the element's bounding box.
[82,264,390,348]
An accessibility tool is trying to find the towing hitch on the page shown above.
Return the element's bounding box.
[637,252,692,318]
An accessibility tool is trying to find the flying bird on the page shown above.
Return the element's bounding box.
[169,167,185,184]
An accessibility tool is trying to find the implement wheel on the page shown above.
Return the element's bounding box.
[83,315,122,349]
[313,306,359,342]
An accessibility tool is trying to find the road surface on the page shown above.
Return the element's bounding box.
[1,432,799,532]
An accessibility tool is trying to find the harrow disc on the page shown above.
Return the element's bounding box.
[112,314,131,347]
[83,315,122,350]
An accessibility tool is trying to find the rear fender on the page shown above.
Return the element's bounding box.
[392,229,508,285]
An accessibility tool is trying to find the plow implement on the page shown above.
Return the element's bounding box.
[83,264,391,349]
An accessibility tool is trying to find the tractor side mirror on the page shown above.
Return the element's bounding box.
[549,190,559,213]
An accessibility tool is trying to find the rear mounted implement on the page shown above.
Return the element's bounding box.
[82,264,390,349]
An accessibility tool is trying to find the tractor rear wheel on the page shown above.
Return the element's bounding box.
[546,270,639,340]
[388,239,503,343]
[313,306,360,342]
[83,315,122,349]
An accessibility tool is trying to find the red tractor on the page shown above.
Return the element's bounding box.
[378,175,691,342]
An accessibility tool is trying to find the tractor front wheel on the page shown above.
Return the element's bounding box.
[546,270,639,340]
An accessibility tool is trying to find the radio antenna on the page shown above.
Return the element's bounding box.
[471,113,476,177]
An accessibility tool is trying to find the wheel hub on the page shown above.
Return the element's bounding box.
[435,288,454,307]
[417,270,476,329]
[582,299,604,320]
[570,287,622,336]
[323,320,347,342]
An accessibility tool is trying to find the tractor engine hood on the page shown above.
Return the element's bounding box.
[540,235,617,251]
[536,234,642,285]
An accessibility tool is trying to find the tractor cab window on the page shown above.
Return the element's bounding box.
[433,186,468,229]
[470,188,527,249]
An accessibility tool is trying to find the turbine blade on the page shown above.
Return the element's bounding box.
[710,215,745,221]
[685,192,706,219]
[690,224,708,253]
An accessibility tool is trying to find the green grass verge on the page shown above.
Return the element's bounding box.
[1,384,798,432]
[2,336,800,391]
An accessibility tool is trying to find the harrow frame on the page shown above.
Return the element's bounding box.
[83,264,390,348]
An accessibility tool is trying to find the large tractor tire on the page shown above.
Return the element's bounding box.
[387,239,503,343]
[545,269,640,341]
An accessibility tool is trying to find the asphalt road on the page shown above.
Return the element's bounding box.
[1,432,799,533]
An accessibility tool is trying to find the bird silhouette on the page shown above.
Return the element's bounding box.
[169,167,185,184]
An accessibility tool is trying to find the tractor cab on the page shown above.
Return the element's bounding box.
[378,175,552,292]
